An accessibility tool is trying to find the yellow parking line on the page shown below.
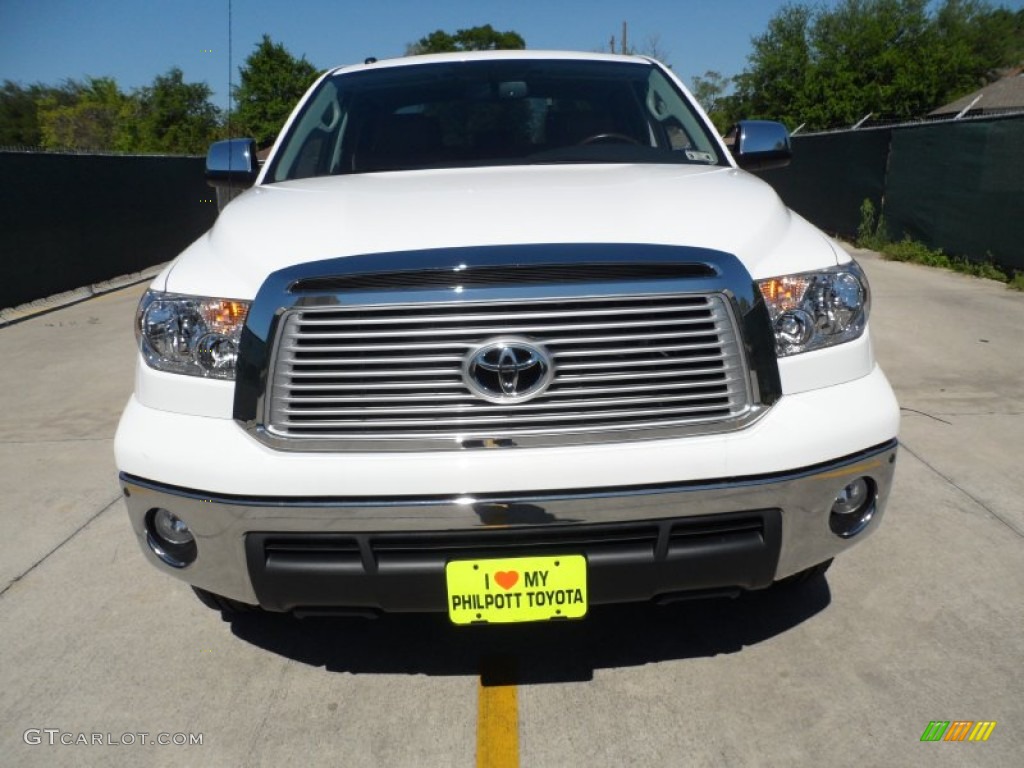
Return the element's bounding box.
[476,677,519,768]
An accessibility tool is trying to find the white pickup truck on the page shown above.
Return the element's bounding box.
[115,50,898,622]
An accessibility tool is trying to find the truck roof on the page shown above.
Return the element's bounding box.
[326,49,655,78]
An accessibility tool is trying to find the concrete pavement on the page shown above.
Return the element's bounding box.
[1,250,1021,767]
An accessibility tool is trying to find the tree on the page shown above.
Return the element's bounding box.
[730,0,1024,131]
[233,35,320,146]
[636,34,671,64]
[689,70,732,133]
[931,1,1024,93]
[730,4,814,129]
[0,81,57,146]
[129,68,220,154]
[407,25,525,55]
[803,0,936,126]
[10,71,219,154]
[605,26,670,64]
[36,77,133,150]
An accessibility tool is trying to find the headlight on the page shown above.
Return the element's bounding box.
[136,290,250,379]
[758,262,870,356]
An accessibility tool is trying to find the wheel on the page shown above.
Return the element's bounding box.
[578,132,641,146]
[774,558,833,589]
[192,586,260,615]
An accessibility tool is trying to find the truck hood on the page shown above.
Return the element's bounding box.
[163,164,842,298]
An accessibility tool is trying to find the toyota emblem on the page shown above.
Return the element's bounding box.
[463,338,554,403]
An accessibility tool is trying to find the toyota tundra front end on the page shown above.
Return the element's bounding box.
[115,51,898,622]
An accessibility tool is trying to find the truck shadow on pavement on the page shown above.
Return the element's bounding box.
[226,577,831,684]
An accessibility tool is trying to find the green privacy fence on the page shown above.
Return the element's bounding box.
[3,121,1021,311]
[0,151,217,310]
[758,114,1024,271]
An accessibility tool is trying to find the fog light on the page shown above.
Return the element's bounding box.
[829,478,875,538]
[146,508,197,568]
[154,508,192,544]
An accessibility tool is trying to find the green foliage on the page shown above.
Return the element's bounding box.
[407,25,526,55]
[127,68,220,154]
[808,0,937,126]
[36,77,134,150]
[0,81,63,146]
[25,70,221,153]
[856,199,876,245]
[857,197,1018,287]
[882,237,1012,280]
[731,4,815,129]
[964,260,1009,281]
[233,35,320,146]
[882,237,948,265]
[933,2,1024,93]
[689,70,732,133]
[856,198,889,250]
[731,0,1024,130]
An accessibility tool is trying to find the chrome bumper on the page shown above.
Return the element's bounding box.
[120,440,897,609]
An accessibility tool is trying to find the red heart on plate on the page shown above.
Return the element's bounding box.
[494,571,519,590]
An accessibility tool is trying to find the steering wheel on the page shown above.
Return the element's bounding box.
[578,132,641,146]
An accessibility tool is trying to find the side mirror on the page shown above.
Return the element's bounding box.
[732,120,792,171]
[205,138,259,189]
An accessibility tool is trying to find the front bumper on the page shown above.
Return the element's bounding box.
[120,439,897,612]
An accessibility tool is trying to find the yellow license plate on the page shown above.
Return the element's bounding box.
[445,555,587,625]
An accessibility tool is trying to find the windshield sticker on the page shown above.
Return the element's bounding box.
[685,150,716,164]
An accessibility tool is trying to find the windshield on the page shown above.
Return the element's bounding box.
[266,59,726,182]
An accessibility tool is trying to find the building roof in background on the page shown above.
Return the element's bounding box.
[930,69,1024,117]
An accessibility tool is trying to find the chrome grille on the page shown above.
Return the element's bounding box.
[265,293,755,449]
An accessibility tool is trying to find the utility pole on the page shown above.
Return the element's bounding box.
[621,21,628,54]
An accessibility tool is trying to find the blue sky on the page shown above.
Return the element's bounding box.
[3,0,1023,110]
